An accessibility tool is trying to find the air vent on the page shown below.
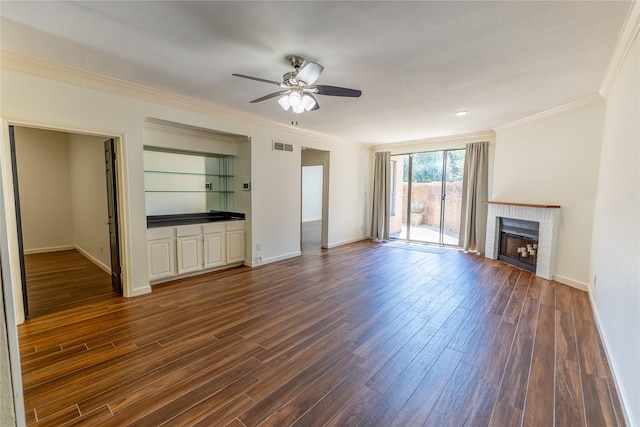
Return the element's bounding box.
[273,141,294,152]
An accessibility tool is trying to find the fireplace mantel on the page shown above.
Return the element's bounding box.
[483,201,560,209]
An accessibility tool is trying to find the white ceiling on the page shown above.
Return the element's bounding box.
[0,1,632,145]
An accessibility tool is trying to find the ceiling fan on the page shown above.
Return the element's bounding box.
[232,56,362,114]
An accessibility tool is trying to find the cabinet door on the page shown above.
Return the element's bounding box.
[203,232,226,269]
[226,230,245,264]
[177,235,202,274]
[148,238,176,280]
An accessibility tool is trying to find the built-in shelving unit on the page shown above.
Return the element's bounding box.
[143,171,234,193]
[144,149,235,215]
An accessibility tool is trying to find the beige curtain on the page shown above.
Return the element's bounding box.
[459,141,489,253]
[371,151,391,241]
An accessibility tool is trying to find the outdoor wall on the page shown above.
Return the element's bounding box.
[402,182,462,234]
[590,35,639,427]
[13,127,75,253]
[493,101,605,289]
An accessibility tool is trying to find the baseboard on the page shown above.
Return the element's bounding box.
[260,251,302,265]
[553,274,589,292]
[130,286,152,297]
[588,292,637,427]
[74,245,111,274]
[246,251,302,267]
[326,235,369,249]
[23,245,75,255]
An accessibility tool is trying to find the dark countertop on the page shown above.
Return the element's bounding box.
[147,211,245,228]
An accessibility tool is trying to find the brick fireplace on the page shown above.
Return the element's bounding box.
[484,201,560,280]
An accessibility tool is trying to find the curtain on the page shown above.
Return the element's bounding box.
[371,151,391,241]
[458,141,489,253]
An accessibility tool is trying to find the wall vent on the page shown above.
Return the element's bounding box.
[273,141,294,152]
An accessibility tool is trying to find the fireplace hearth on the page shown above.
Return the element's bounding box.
[498,218,539,273]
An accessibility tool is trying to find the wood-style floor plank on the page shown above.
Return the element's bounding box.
[18,242,627,426]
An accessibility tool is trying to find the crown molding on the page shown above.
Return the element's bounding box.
[494,94,605,132]
[0,50,362,148]
[600,0,640,97]
[372,130,495,153]
[143,118,249,143]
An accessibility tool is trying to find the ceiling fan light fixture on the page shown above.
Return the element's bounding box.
[292,104,305,114]
[278,95,291,111]
[301,95,316,111]
[288,91,302,107]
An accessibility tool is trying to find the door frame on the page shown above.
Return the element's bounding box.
[301,148,330,250]
[0,120,129,322]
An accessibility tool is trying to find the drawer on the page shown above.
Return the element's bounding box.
[147,227,175,240]
[176,224,202,237]
[226,221,245,232]
[203,223,226,234]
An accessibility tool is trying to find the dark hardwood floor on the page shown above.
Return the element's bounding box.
[24,250,115,318]
[18,241,626,426]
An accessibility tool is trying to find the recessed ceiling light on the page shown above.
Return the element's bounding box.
[456,111,468,116]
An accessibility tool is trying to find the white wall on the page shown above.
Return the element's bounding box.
[493,102,605,288]
[302,165,323,222]
[234,140,252,260]
[13,127,75,252]
[68,134,111,270]
[590,35,639,427]
[0,55,371,306]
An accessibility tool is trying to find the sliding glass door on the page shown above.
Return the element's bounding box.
[389,149,465,245]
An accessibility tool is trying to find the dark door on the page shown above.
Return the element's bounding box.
[8,125,29,316]
[104,138,122,295]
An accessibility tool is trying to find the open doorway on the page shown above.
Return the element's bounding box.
[301,148,329,253]
[9,126,122,318]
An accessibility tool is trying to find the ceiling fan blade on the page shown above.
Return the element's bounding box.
[296,62,324,85]
[232,73,282,86]
[250,91,290,103]
[314,85,362,97]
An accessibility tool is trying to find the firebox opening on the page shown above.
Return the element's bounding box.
[498,218,540,273]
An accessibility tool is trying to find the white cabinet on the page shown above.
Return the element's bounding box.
[147,227,176,280]
[176,225,203,274]
[226,221,245,264]
[147,220,244,283]
[203,223,226,269]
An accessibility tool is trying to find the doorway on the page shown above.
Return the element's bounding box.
[390,149,466,245]
[9,126,122,317]
[301,148,329,253]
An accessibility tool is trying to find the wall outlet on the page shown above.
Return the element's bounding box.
[100,245,104,254]
[256,243,261,251]
[593,275,597,287]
